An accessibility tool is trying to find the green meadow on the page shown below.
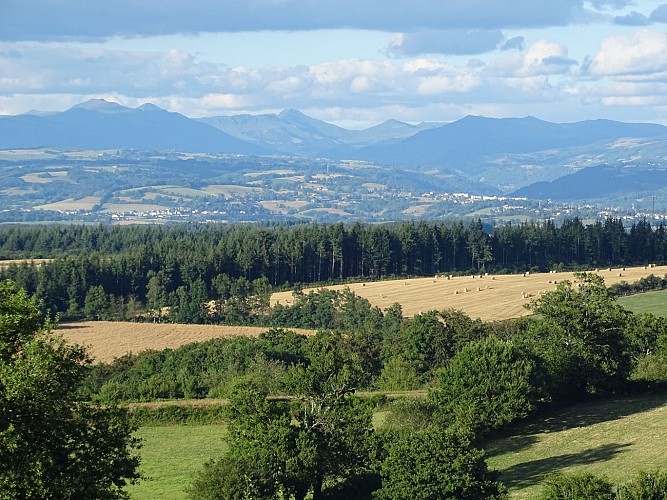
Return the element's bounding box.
[618,289,667,317]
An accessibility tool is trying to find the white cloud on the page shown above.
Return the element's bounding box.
[588,30,667,77]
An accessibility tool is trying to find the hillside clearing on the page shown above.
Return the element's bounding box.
[272,265,667,320]
[486,394,667,499]
[127,425,228,500]
[59,321,315,363]
[618,289,667,317]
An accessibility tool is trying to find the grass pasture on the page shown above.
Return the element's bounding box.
[127,424,228,500]
[486,394,667,499]
[59,321,315,363]
[618,289,667,317]
[125,394,667,499]
[272,265,667,320]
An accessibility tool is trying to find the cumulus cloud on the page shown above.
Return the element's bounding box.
[587,30,667,78]
[1,0,597,42]
[387,29,505,56]
[488,40,577,78]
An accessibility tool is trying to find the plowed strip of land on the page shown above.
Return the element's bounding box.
[59,321,315,364]
[272,265,667,321]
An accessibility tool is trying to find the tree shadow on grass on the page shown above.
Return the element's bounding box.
[522,395,667,435]
[498,442,632,490]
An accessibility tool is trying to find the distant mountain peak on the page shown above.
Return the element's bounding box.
[69,99,128,113]
[278,108,306,118]
[137,103,164,112]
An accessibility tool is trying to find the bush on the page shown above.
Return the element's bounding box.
[382,398,436,431]
[376,356,421,391]
[538,473,615,500]
[630,355,667,382]
[187,456,258,500]
[617,470,667,499]
[373,428,506,500]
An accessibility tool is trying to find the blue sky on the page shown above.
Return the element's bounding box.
[3,1,667,127]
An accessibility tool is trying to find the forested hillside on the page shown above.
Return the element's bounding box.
[0,218,665,322]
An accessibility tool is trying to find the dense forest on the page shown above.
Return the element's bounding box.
[0,218,666,322]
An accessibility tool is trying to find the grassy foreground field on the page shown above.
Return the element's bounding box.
[127,425,228,500]
[126,395,667,499]
[486,394,667,499]
[272,265,667,320]
[618,289,667,317]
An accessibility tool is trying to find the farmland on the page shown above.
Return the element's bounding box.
[126,425,228,500]
[59,321,315,363]
[272,265,667,320]
[618,289,667,317]
[487,394,667,499]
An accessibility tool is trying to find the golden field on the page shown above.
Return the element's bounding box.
[59,321,314,363]
[0,258,54,268]
[271,265,667,321]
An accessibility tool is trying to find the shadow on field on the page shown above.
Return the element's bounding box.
[523,395,667,434]
[485,394,667,459]
[498,442,632,489]
[56,324,88,330]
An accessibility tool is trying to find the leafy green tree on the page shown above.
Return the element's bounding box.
[430,335,540,436]
[527,273,631,399]
[373,428,506,500]
[538,473,615,500]
[0,280,140,499]
[191,331,376,500]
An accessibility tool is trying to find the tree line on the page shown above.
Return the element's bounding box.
[1,218,667,322]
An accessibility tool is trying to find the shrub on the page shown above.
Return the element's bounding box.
[376,356,421,391]
[538,473,615,500]
[617,470,667,499]
[373,428,506,500]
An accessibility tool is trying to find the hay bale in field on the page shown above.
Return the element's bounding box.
[454,290,459,295]
[491,276,496,280]
[617,273,622,277]
[464,288,469,292]
[477,287,482,292]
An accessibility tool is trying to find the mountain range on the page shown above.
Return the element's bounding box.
[3,99,667,201]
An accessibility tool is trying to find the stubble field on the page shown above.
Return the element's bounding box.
[272,265,667,320]
[59,321,314,363]
[58,265,666,363]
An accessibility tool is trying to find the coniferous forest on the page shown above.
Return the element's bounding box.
[0,218,666,322]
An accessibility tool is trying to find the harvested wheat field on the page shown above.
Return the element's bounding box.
[59,321,315,364]
[272,265,667,321]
